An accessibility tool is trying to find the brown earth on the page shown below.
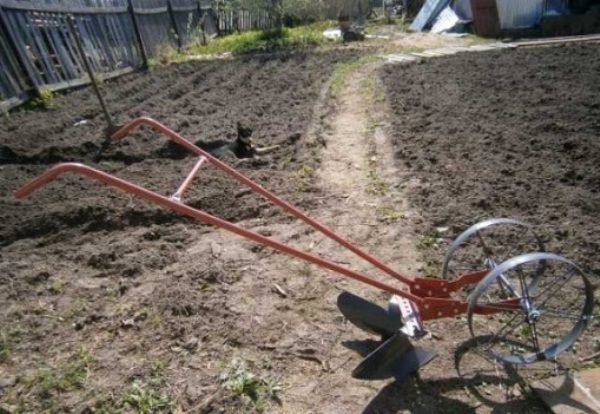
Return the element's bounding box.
[380,42,600,274]
[380,41,600,401]
[0,50,374,413]
[1,39,598,414]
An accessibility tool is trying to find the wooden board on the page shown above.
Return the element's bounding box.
[531,369,600,414]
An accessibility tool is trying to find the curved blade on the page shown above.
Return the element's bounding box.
[337,291,402,337]
[352,332,436,382]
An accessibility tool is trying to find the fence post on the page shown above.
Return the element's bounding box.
[0,4,41,91]
[167,0,183,51]
[196,1,208,45]
[67,16,114,132]
[127,0,149,69]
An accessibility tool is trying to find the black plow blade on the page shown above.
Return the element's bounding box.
[352,332,436,382]
[337,291,402,338]
[338,291,436,383]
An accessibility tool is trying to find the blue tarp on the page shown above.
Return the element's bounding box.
[410,0,451,31]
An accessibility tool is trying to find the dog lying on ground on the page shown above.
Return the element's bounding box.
[199,122,280,160]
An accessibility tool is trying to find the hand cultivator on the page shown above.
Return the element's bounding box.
[16,118,595,382]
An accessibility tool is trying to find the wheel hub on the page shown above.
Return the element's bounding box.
[527,309,541,323]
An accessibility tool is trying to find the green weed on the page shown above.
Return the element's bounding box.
[365,157,388,196]
[330,55,381,97]
[219,358,282,412]
[49,278,64,294]
[296,164,315,178]
[0,331,12,363]
[377,206,403,223]
[416,234,441,250]
[189,22,331,56]
[295,164,315,193]
[25,347,94,398]
[123,380,173,413]
[29,87,54,109]
[364,16,410,34]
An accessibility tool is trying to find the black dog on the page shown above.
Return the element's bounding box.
[200,122,279,160]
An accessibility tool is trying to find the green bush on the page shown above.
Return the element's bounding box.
[189,22,333,55]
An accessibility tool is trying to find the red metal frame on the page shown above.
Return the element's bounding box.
[15,117,517,321]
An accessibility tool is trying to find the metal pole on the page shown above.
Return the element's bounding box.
[127,0,149,70]
[67,16,114,131]
[167,0,183,51]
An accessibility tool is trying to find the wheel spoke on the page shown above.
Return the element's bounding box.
[540,309,583,321]
[529,320,541,352]
[467,253,591,364]
[535,267,576,307]
[483,313,527,350]
[476,231,495,259]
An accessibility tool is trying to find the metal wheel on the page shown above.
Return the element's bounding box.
[441,219,545,296]
[467,253,594,364]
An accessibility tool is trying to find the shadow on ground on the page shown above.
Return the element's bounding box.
[360,336,557,413]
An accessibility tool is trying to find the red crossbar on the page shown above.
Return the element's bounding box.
[172,156,207,201]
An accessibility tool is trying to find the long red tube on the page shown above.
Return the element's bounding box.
[15,163,421,302]
[111,117,414,285]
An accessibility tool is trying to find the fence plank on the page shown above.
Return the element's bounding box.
[0,1,128,15]
[167,0,182,50]
[0,7,32,97]
[0,0,273,110]
[126,0,148,68]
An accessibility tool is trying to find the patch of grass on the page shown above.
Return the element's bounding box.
[138,307,163,328]
[49,278,64,294]
[416,234,442,250]
[0,330,13,363]
[67,299,89,318]
[189,22,332,56]
[25,347,94,399]
[364,16,410,34]
[123,380,173,413]
[219,359,282,412]
[149,43,187,67]
[295,164,315,193]
[365,156,388,196]
[296,164,315,178]
[330,54,382,97]
[377,206,403,223]
[28,87,54,110]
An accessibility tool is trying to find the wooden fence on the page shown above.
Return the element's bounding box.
[216,7,273,34]
[0,0,271,112]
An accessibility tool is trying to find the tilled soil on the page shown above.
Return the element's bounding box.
[1,51,350,247]
[381,43,600,272]
[2,41,599,413]
[0,50,360,412]
[381,42,600,367]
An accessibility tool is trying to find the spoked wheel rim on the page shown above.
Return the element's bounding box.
[467,253,595,364]
[441,218,545,298]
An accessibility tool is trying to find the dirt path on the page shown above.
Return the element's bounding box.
[278,56,553,413]
[317,61,423,281]
[269,59,429,413]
